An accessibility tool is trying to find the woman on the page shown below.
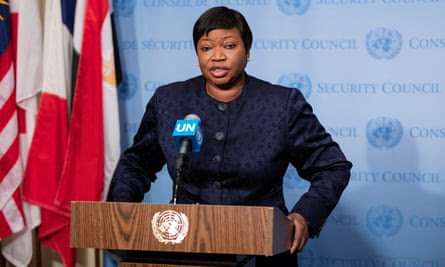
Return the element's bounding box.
[108,6,352,266]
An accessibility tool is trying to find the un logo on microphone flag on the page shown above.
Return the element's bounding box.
[172,119,203,152]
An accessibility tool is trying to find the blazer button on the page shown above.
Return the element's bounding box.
[212,155,221,163]
[215,132,224,140]
[218,103,227,111]
[213,181,222,189]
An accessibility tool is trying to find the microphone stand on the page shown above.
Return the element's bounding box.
[173,139,191,205]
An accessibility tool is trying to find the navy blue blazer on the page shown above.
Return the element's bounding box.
[108,74,352,237]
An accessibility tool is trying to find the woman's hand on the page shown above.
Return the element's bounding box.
[287,212,309,254]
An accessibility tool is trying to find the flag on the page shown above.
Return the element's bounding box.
[1,0,43,266]
[21,0,75,265]
[0,0,27,264]
[100,5,121,201]
[55,0,120,209]
[55,0,120,262]
[22,0,120,265]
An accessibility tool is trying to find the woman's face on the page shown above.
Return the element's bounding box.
[196,28,249,90]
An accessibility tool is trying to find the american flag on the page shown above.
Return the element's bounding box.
[0,0,26,242]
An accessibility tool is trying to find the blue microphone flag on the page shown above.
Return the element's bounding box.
[172,115,203,152]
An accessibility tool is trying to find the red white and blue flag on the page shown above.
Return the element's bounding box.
[0,0,27,265]
[1,1,42,266]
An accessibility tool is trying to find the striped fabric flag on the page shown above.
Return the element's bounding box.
[0,0,26,261]
[21,0,75,265]
[1,0,42,266]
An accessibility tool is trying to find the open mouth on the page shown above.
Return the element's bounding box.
[210,67,229,78]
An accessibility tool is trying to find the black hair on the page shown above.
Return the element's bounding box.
[193,6,253,52]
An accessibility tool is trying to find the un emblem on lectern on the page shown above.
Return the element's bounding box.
[151,210,189,244]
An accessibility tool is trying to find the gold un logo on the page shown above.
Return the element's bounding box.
[151,210,189,244]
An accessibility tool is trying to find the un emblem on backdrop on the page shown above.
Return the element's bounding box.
[366,205,403,237]
[366,117,403,148]
[366,28,402,59]
[277,0,311,16]
[113,0,137,17]
[118,73,137,101]
[278,72,312,99]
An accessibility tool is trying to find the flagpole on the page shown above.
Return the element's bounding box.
[94,249,100,267]
[34,228,42,267]
[0,251,6,267]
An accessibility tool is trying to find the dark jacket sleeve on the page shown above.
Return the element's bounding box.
[107,92,166,202]
[286,89,352,237]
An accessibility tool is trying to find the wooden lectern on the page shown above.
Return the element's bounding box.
[70,201,292,267]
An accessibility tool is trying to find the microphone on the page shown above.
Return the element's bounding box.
[171,114,203,204]
[172,113,203,153]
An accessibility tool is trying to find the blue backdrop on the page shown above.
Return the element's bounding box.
[106,0,445,266]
